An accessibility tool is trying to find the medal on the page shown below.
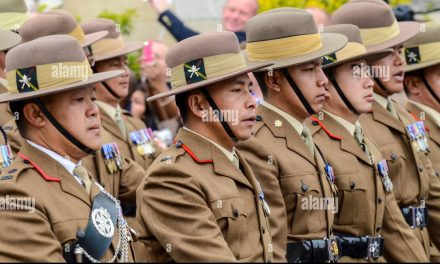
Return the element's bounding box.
[377,160,393,192]
[325,163,338,195]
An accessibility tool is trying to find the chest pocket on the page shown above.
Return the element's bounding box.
[334,171,367,226]
[381,144,406,201]
[52,219,89,255]
[280,175,324,235]
[211,197,251,259]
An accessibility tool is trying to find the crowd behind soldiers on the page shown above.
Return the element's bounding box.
[0,0,440,262]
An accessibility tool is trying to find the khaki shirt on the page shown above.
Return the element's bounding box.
[237,103,336,262]
[136,128,272,262]
[0,142,135,261]
[307,112,428,262]
[359,98,435,255]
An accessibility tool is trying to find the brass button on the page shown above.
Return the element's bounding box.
[350,181,356,190]
[418,166,423,172]
[391,153,397,161]
[301,183,309,192]
[378,197,383,204]
[232,208,239,217]
[376,226,381,232]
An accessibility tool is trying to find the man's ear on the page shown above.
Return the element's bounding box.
[404,75,422,97]
[187,91,208,120]
[265,69,284,93]
[22,103,46,129]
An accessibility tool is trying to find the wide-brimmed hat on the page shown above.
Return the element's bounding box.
[0,0,29,30]
[0,35,124,103]
[322,24,393,69]
[19,10,108,48]
[0,29,21,51]
[80,18,142,62]
[243,7,348,70]
[147,31,274,102]
[331,0,420,52]
[404,22,440,72]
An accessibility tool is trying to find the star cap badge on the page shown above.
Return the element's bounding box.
[184,58,207,84]
[405,47,421,65]
[274,120,283,128]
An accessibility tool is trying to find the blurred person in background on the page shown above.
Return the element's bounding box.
[147,0,258,43]
[306,7,331,26]
[139,40,181,136]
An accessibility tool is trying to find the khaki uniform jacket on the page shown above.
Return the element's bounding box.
[0,142,135,262]
[136,128,272,262]
[237,104,336,262]
[405,101,440,252]
[307,113,428,262]
[359,100,434,254]
[98,105,157,171]
[82,128,145,204]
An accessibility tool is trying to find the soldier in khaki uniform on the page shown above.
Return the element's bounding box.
[237,8,347,262]
[0,35,135,262]
[332,0,440,258]
[81,18,162,171]
[136,31,273,262]
[1,11,146,215]
[402,22,440,262]
[306,24,427,262]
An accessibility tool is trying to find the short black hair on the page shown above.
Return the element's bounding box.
[253,71,268,97]
[175,92,190,124]
[9,99,30,138]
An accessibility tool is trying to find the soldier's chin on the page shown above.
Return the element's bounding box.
[84,135,102,151]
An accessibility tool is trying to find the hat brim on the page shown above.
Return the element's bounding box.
[243,33,348,71]
[322,49,393,69]
[0,70,124,103]
[81,31,108,48]
[366,22,420,52]
[147,61,274,102]
[405,59,440,72]
[0,30,21,51]
[94,41,143,62]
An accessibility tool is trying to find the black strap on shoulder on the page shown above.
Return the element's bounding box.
[0,126,8,145]
[325,69,360,115]
[34,98,95,154]
[102,81,123,100]
[281,68,316,115]
[419,71,440,105]
[200,87,238,142]
[374,77,391,95]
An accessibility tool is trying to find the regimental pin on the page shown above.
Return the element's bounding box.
[274,120,282,128]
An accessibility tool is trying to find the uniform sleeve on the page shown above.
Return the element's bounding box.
[237,137,287,262]
[0,182,64,262]
[426,166,440,249]
[137,163,237,262]
[117,157,145,203]
[158,10,199,42]
[381,188,429,262]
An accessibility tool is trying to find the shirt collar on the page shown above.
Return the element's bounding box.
[412,101,440,127]
[183,127,235,162]
[96,100,121,121]
[261,101,304,135]
[373,93,388,109]
[324,110,358,136]
[26,140,81,182]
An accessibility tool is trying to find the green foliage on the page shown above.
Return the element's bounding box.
[98,8,138,36]
[258,0,412,13]
[128,51,142,79]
